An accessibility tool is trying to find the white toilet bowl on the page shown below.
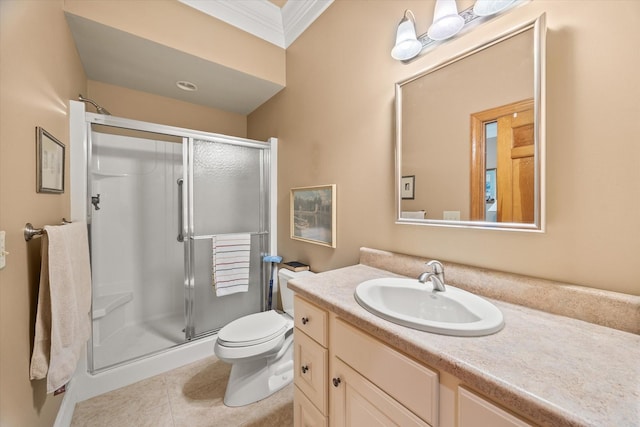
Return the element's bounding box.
[214,268,315,407]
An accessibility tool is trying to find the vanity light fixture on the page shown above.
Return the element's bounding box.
[473,0,518,17]
[391,10,423,61]
[427,0,465,41]
[391,0,524,62]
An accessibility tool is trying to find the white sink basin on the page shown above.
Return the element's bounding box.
[354,278,504,337]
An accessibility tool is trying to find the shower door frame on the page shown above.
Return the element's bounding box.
[77,111,277,371]
[182,135,272,340]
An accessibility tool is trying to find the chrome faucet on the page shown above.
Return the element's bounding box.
[417,260,446,292]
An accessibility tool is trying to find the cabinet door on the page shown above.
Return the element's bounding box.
[459,387,533,427]
[294,386,327,427]
[332,317,439,425]
[330,357,430,427]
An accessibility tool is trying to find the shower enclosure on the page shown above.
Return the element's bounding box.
[73,111,274,373]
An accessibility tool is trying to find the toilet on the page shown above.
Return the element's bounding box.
[214,268,315,407]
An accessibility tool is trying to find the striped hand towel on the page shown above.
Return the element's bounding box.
[212,233,251,296]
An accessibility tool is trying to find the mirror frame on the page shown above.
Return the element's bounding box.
[395,14,546,232]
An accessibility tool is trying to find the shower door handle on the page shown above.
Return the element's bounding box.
[177,178,184,242]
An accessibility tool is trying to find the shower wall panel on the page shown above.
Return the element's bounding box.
[91,132,183,328]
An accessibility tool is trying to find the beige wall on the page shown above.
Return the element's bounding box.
[64,0,286,87]
[0,1,87,426]
[249,0,640,296]
[87,80,247,137]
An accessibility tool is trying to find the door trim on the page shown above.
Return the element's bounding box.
[469,98,534,221]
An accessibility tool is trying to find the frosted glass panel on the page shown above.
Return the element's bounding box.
[192,140,262,236]
[190,138,267,336]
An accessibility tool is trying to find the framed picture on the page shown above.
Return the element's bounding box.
[36,127,65,193]
[290,184,336,248]
[401,175,415,200]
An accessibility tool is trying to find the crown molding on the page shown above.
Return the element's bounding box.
[282,0,333,47]
[178,0,333,49]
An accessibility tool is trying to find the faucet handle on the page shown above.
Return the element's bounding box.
[426,260,445,281]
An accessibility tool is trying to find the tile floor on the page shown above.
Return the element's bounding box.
[71,357,293,427]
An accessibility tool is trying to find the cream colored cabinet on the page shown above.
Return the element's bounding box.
[331,357,430,426]
[294,326,328,413]
[294,295,328,346]
[294,387,327,427]
[330,316,439,427]
[294,296,329,427]
[292,295,535,427]
[458,387,533,427]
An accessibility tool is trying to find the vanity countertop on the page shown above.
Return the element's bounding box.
[288,263,640,427]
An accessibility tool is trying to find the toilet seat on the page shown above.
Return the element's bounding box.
[217,310,288,347]
[215,310,294,362]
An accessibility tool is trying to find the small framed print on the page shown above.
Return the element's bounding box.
[36,127,65,193]
[290,184,336,248]
[401,175,415,200]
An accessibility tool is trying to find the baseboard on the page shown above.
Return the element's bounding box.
[53,379,78,427]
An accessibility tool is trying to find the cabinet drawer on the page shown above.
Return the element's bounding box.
[294,386,328,427]
[332,317,439,426]
[294,328,328,414]
[459,387,533,427]
[294,296,328,346]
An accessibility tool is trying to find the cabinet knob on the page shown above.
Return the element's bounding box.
[301,365,309,374]
[301,316,309,325]
[332,377,341,387]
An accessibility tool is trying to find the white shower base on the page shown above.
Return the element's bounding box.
[73,332,215,403]
[93,312,186,371]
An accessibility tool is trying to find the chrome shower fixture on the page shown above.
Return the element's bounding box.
[78,94,111,115]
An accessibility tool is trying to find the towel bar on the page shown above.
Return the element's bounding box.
[24,219,71,241]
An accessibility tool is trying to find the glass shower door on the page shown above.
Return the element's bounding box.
[184,137,270,339]
[84,115,273,372]
[88,127,186,371]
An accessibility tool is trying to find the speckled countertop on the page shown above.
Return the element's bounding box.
[288,262,640,427]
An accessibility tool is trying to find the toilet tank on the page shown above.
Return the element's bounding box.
[278,268,315,316]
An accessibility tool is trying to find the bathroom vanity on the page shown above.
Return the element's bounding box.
[290,248,640,427]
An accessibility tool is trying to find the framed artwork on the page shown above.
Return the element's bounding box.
[36,127,65,193]
[401,175,415,200]
[290,184,336,248]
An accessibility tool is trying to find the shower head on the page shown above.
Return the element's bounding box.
[78,94,111,115]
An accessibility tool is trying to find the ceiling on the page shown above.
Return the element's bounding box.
[66,0,333,115]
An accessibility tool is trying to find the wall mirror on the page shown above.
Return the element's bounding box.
[395,14,545,231]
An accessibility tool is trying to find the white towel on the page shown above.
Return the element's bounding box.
[212,234,251,296]
[30,222,92,393]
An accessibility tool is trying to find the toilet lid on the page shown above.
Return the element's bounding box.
[218,310,288,347]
